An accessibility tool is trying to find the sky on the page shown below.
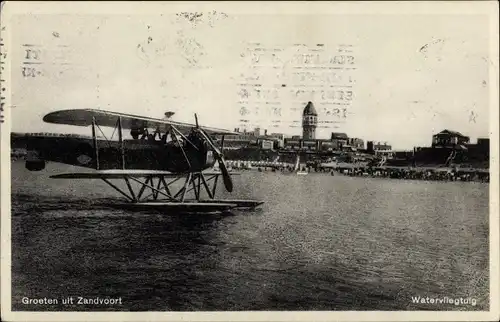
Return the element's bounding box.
[5,3,496,149]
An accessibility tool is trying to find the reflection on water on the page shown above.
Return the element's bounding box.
[10,161,489,311]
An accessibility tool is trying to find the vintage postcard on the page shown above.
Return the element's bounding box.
[1,1,499,321]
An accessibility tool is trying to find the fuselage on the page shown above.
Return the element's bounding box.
[23,134,216,173]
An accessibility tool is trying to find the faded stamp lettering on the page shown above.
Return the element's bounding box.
[21,41,75,79]
[237,43,356,130]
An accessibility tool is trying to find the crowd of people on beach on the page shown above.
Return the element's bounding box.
[249,164,489,183]
[227,159,490,183]
[337,167,489,183]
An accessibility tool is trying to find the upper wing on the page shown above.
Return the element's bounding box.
[43,109,239,136]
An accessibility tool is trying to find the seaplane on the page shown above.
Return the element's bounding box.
[19,109,264,213]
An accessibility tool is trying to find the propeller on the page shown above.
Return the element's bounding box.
[194,114,233,193]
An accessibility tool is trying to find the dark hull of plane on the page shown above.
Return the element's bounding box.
[21,135,215,173]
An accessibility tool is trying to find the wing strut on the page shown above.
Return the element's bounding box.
[118,116,125,169]
[170,129,192,169]
[91,116,100,170]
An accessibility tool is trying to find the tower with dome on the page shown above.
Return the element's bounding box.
[302,101,318,140]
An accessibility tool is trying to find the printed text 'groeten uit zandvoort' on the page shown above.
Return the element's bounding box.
[22,296,123,305]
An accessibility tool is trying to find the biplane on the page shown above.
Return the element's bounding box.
[19,109,264,213]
